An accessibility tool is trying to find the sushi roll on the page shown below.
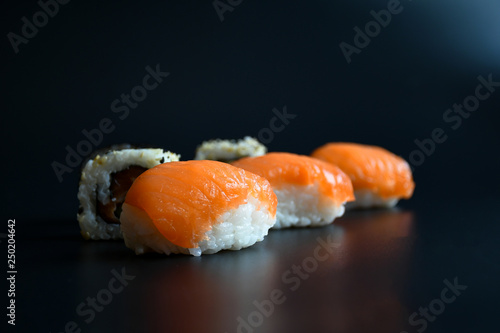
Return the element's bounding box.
[194,136,267,162]
[232,153,354,229]
[77,145,180,240]
[120,160,277,256]
[311,143,415,209]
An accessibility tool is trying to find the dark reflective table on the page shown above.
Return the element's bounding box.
[16,196,499,333]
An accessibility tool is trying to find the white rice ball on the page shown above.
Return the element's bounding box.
[346,190,399,210]
[273,183,346,229]
[120,194,275,256]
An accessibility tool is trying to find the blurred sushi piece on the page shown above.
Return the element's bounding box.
[120,160,277,256]
[311,142,414,209]
[232,152,354,228]
[77,145,180,240]
[194,136,267,162]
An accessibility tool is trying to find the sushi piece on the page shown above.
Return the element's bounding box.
[194,136,267,162]
[120,160,277,256]
[77,145,180,240]
[232,153,354,229]
[311,143,415,209]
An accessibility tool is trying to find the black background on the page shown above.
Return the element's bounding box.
[1,0,500,332]
[2,0,499,220]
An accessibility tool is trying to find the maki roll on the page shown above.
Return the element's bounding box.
[311,142,415,209]
[232,153,354,228]
[120,160,277,256]
[194,136,267,162]
[77,145,180,240]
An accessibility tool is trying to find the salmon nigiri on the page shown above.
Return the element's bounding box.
[120,160,277,256]
[232,152,354,228]
[311,143,415,209]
